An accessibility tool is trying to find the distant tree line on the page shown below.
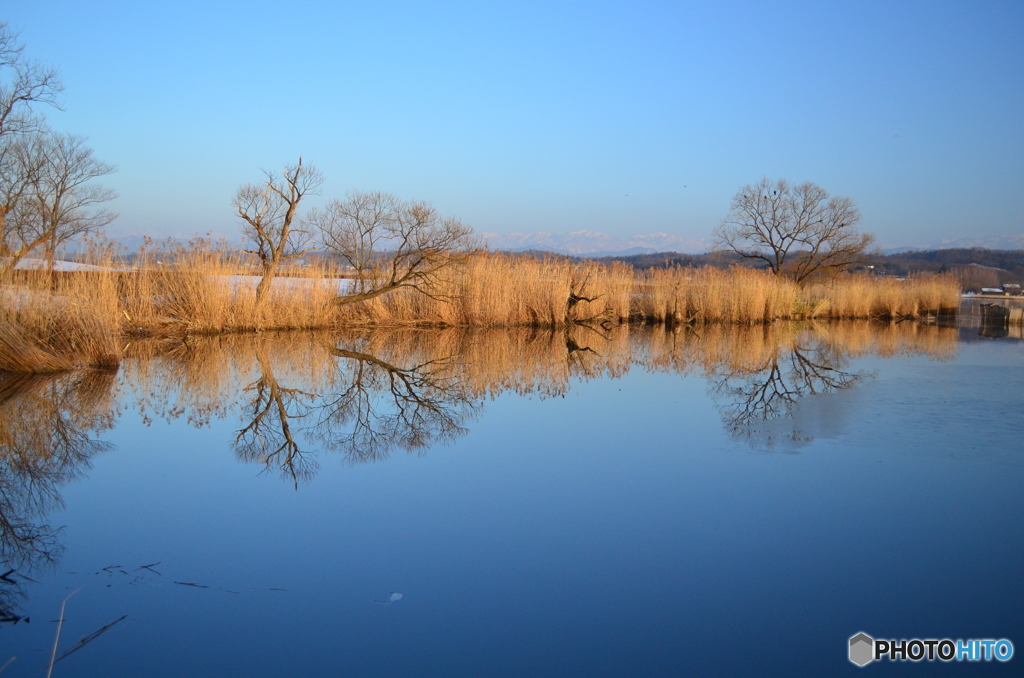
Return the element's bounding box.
[869,248,1024,279]
[576,248,1024,290]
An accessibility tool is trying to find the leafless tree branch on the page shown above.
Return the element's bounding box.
[308,190,476,307]
[233,157,323,304]
[713,178,874,282]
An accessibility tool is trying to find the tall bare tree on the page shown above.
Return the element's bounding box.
[29,133,117,271]
[309,190,475,306]
[0,22,62,268]
[234,157,323,304]
[714,178,874,282]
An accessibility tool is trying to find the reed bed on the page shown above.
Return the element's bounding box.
[636,266,959,324]
[802,274,959,319]
[121,241,339,334]
[636,267,801,323]
[328,255,635,326]
[0,242,962,372]
[0,268,122,373]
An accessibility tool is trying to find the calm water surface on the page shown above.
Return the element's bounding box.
[0,323,1021,676]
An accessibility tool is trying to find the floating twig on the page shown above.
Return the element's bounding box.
[172,581,239,594]
[132,562,162,575]
[53,615,127,664]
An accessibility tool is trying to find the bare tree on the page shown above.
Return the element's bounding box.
[28,133,117,272]
[0,134,116,275]
[234,157,323,304]
[308,190,475,306]
[0,30,109,274]
[0,23,62,268]
[714,178,874,282]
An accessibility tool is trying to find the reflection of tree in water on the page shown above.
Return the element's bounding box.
[130,322,955,479]
[233,346,321,486]
[310,325,626,466]
[232,325,624,484]
[565,324,608,377]
[313,347,478,462]
[709,334,864,449]
[233,340,480,486]
[0,370,116,622]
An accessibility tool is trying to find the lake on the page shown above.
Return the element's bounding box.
[0,321,1021,676]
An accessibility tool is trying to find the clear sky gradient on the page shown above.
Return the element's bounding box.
[5,0,1023,248]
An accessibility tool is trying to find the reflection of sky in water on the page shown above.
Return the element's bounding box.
[0,326,1021,676]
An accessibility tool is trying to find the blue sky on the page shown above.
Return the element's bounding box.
[5,0,1023,248]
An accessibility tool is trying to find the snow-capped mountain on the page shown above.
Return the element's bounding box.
[926,234,1024,250]
[480,230,711,256]
[882,234,1024,254]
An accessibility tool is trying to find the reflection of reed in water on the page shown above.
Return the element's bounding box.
[0,370,116,621]
[122,332,340,428]
[118,321,958,476]
[118,327,637,484]
[640,320,957,377]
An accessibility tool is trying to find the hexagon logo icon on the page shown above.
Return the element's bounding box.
[849,632,874,667]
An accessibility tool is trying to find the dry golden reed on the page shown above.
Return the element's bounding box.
[636,266,960,324]
[0,268,122,373]
[330,254,635,327]
[0,242,961,372]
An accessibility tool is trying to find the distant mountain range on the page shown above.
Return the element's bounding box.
[480,230,712,256]
[484,230,1024,257]
[932,234,1024,250]
[84,230,1024,258]
[883,233,1024,254]
[104,230,712,257]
